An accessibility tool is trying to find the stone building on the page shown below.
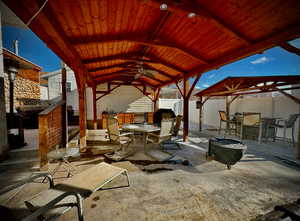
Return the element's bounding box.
[3,48,42,112]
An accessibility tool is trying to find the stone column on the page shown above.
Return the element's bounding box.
[0,12,9,160]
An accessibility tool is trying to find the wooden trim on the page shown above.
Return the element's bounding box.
[61,66,67,148]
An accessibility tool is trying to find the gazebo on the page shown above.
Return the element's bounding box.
[194,75,300,158]
[3,0,300,158]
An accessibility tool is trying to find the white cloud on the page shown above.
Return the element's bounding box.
[202,83,210,88]
[250,56,270,64]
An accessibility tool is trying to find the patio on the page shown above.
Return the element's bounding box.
[1,130,300,221]
[1,0,300,220]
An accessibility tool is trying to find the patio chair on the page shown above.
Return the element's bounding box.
[107,117,134,152]
[0,162,130,221]
[218,111,237,135]
[146,118,174,149]
[161,115,182,150]
[240,112,262,141]
[272,114,300,146]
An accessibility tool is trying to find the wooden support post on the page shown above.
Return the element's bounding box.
[92,85,97,129]
[225,96,230,131]
[61,64,67,147]
[39,115,48,170]
[199,96,203,132]
[153,88,161,112]
[78,86,87,151]
[183,77,189,141]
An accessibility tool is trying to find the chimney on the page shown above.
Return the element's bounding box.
[13,40,19,55]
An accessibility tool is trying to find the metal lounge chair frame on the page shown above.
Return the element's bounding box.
[0,162,130,221]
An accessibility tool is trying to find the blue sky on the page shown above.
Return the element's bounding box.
[2,26,300,87]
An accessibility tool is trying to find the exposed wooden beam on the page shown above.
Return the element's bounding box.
[159,24,300,87]
[146,0,252,45]
[84,53,186,75]
[35,0,91,84]
[175,82,184,97]
[187,74,201,98]
[88,62,135,72]
[277,88,300,105]
[83,52,141,64]
[133,85,154,102]
[4,0,89,86]
[204,82,299,97]
[72,36,208,64]
[280,42,300,56]
[96,84,122,101]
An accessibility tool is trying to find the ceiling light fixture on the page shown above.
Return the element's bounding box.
[160,3,168,10]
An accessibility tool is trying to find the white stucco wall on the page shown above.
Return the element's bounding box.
[160,92,300,141]
[46,68,77,100]
[86,85,154,120]
[40,85,48,100]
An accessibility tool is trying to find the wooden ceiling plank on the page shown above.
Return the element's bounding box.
[36,0,91,84]
[146,0,252,45]
[72,36,208,64]
[159,24,300,88]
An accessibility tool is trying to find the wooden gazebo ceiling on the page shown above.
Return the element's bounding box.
[194,75,300,97]
[4,0,300,89]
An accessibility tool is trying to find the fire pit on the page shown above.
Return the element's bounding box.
[207,138,247,169]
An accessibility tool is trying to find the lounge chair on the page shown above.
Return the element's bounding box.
[0,162,130,221]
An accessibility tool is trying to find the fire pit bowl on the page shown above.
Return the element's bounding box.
[208,138,247,169]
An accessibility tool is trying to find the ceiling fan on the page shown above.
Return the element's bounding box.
[133,62,156,80]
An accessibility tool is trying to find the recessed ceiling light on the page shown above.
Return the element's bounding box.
[187,12,196,18]
[160,3,168,10]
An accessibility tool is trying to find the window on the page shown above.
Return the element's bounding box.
[66,82,72,92]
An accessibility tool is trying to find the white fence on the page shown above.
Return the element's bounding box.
[158,95,300,141]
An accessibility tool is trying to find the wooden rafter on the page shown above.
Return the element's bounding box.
[96,84,122,101]
[280,42,300,56]
[187,74,201,98]
[133,85,154,102]
[83,52,185,75]
[72,36,208,64]
[175,82,184,97]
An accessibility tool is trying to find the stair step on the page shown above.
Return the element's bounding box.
[9,147,39,159]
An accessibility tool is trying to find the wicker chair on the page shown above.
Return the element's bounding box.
[272,114,300,146]
[107,117,134,152]
[240,112,261,141]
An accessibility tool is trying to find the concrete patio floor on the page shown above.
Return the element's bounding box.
[1,130,300,221]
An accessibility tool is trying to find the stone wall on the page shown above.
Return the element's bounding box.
[4,72,41,111]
